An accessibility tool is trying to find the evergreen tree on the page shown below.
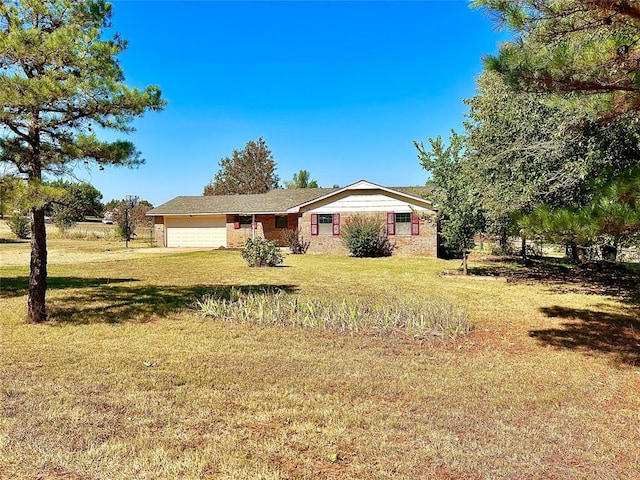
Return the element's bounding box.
[0,0,165,322]
[518,165,640,264]
[473,0,640,119]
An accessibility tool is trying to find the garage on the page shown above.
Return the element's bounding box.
[165,215,227,248]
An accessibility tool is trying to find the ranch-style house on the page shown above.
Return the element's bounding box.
[146,180,439,256]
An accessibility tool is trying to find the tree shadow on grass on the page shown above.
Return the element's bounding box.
[0,238,27,244]
[468,257,640,304]
[532,305,640,366]
[0,276,138,299]
[50,282,298,324]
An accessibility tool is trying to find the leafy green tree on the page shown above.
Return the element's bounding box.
[451,71,640,252]
[0,0,165,322]
[46,180,103,231]
[416,133,484,274]
[472,0,640,119]
[415,2,640,265]
[204,137,279,195]
[461,71,574,242]
[284,169,319,189]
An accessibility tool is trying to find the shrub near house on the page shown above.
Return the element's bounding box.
[342,214,396,257]
[241,238,284,267]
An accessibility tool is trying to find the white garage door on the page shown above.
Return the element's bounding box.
[166,216,227,248]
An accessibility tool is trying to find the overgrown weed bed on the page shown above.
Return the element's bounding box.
[1,238,639,479]
[196,287,471,340]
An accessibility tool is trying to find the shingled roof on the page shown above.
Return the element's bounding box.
[147,182,435,216]
[147,188,339,216]
[392,186,433,199]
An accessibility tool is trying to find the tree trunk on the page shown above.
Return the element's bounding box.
[499,230,509,254]
[602,242,617,262]
[462,250,468,275]
[570,238,579,264]
[521,236,528,264]
[27,136,47,323]
[569,237,587,265]
[28,205,48,322]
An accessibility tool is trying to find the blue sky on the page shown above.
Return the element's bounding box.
[78,0,506,206]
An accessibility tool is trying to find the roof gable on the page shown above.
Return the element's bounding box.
[286,180,435,213]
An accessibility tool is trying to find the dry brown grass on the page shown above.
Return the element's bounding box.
[1,234,639,479]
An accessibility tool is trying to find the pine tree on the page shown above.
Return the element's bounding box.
[473,0,640,119]
[0,0,165,322]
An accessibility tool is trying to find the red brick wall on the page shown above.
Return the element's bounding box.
[153,217,165,247]
[258,214,288,245]
[299,211,438,257]
[298,212,348,255]
[159,212,438,255]
[226,215,249,248]
[225,214,296,248]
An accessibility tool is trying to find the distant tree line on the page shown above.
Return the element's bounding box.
[2,175,152,240]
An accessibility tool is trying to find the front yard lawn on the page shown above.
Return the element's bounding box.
[1,241,639,479]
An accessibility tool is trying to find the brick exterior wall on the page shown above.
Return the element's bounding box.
[298,211,348,255]
[299,211,438,257]
[226,215,250,248]
[154,217,165,247]
[156,211,438,255]
[225,214,298,248]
